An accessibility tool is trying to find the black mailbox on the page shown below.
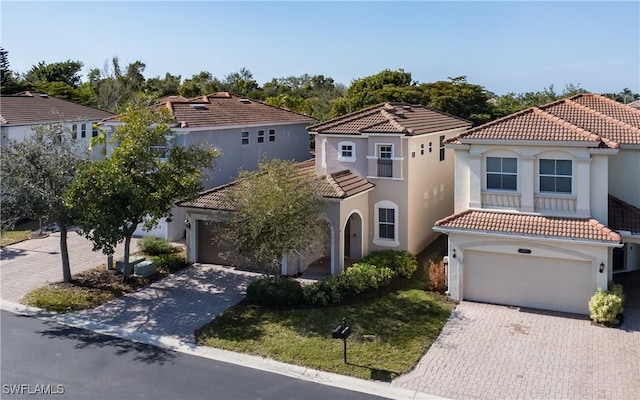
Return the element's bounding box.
[341,326,352,339]
[332,325,344,339]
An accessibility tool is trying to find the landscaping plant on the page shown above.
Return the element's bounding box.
[427,260,447,293]
[589,286,624,326]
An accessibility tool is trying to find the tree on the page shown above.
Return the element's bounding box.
[421,76,496,125]
[493,83,589,118]
[67,106,220,280]
[179,71,223,97]
[144,72,182,100]
[221,159,324,276]
[0,123,90,282]
[222,68,260,97]
[24,60,84,96]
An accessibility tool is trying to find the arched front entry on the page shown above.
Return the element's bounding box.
[344,211,363,263]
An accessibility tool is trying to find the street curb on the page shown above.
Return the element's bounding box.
[1,300,447,400]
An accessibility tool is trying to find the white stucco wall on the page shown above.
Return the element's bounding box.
[609,148,640,208]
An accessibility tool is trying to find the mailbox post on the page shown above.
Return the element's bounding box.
[332,317,352,363]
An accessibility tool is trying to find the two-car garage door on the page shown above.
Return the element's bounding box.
[463,250,593,315]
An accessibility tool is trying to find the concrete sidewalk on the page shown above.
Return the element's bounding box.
[0,231,138,302]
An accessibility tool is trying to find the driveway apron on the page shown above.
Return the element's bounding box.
[70,264,261,343]
[392,293,640,400]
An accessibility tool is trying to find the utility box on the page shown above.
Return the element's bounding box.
[134,260,156,277]
[116,256,146,274]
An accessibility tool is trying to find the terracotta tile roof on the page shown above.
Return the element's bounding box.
[308,102,471,136]
[105,92,314,128]
[627,99,640,109]
[609,195,640,235]
[434,210,621,243]
[0,92,114,125]
[447,93,640,147]
[177,159,374,210]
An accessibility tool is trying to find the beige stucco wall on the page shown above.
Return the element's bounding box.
[609,148,640,208]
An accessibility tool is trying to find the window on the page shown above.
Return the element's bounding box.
[337,141,356,162]
[420,143,425,155]
[81,123,86,139]
[374,200,399,247]
[377,145,393,177]
[71,124,77,140]
[486,157,517,191]
[429,142,433,153]
[150,145,168,160]
[439,135,445,161]
[539,159,572,193]
[269,129,275,142]
[92,125,98,138]
[241,131,249,145]
[379,208,395,239]
[257,130,264,143]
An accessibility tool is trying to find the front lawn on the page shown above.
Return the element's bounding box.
[0,220,40,246]
[196,236,453,381]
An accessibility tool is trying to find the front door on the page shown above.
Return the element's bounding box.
[344,219,351,258]
[613,246,625,272]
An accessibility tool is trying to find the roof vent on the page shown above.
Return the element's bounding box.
[403,105,412,111]
[190,103,207,110]
[39,94,49,98]
[238,98,251,104]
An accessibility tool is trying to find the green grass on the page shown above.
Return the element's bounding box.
[0,220,40,246]
[196,235,452,381]
[22,286,115,313]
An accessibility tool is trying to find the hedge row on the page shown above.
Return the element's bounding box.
[246,250,417,307]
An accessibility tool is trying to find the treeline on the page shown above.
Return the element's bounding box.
[1,48,638,125]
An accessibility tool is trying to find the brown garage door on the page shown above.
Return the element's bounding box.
[196,220,234,265]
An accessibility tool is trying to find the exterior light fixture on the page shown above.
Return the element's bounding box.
[599,262,605,273]
[184,219,191,229]
[452,249,457,258]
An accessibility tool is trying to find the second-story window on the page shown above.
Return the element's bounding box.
[337,141,356,162]
[487,157,517,191]
[377,145,393,178]
[92,125,99,137]
[439,135,445,161]
[241,131,249,145]
[269,129,276,142]
[81,123,86,139]
[257,130,265,143]
[71,124,77,140]
[150,145,168,161]
[540,159,572,194]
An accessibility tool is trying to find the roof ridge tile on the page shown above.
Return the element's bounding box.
[565,98,640,143]
[533,106,605,144]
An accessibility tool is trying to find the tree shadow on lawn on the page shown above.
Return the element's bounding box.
[31,317,177,365]
[345,361,399,382]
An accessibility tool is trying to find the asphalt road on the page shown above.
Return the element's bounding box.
[0,311,384,400]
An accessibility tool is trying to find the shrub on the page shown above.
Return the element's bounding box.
[589,288,624,325]
[302,263,395,306]
[152,253,191,273]
[427,260,447,293]
[609,282,625,304]
[362,250,417,279]
[138,236,175,256]
[246,277,303,307]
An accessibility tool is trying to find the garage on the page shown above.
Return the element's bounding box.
[196,220,233,265]
[463,250,593,315]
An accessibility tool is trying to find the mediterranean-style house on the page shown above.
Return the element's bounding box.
[179,102,471,275]
[99,92,314,241]
[0,91,114,157]
[434,93,640,315]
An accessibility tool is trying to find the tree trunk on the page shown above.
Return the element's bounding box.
[59,222,72,283]
[122,234,133,282]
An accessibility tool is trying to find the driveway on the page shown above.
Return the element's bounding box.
[69,264,261,343]
[0,232,138,302]
[393,274,640,399]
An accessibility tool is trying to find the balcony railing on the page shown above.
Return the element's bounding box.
[377,159,393,177]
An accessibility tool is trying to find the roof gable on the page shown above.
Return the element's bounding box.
[308,102,471,136]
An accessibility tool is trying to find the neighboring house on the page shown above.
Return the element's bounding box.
[434,93,640,315]
[0,91,114,157]
[628,99,640,110]
[100,92,314,241]
[179,102,471,275]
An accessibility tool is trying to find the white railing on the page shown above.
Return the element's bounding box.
[481,192,522,209]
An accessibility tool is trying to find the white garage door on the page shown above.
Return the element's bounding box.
[464,250,593,315]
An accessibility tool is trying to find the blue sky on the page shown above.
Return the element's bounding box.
[2,1,639,95]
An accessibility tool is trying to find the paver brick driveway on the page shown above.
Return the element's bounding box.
[393,273,640,400]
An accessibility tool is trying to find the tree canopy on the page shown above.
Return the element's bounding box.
[66,106,220,279]
[1,122,90,282]
[221,159,324,276]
